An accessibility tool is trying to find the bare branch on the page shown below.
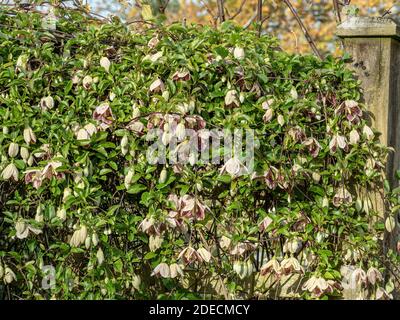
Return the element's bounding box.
[256,0,262,36]
[333,0,342,24]
[217,0,225,23]
[282,0,323,59]
[257,0,262,22]
[199,0,218,26]
[229,0,247,20]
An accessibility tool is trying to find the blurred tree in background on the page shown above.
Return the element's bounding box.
[88,0,399,55]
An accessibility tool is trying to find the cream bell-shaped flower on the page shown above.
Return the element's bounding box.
[172,70,190,81]
[349,129,360,145]
[82,75,93,89]
[100,57,111,72]
[93,103,114,126]
[259,216,273,232]
[260,258,281,276]
[2,163,19,181]
[280,256,304,275]
[3,267,16,284]
[69,225,88,247]
[40,96,54,110]
[367,267,383,286]
[363,125,374,140]
[8,142,19,158]
[169,263,184,278]
[197,247,212,263]
[56,207,67,221]
[23,127,37,145]
[220,157,248,177]
[15,221,42,239]
[96,248,105,265]
[149,79,165,93]
[233,47,245,59]
[224,89,240,108]
[151,262,170,278]
[333,187,353,207]
[178,246,203,264]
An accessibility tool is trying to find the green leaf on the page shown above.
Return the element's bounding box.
[127,184,147,194]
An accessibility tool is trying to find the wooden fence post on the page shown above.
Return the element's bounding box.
[337,16,400,281]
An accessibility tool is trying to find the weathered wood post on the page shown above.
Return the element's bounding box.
[337,16,400,283]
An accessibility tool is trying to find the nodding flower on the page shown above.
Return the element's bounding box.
[172,70,190,81]
[335,100,363,124]
[23,127,37,145]
[149,79,165,93]
[280,256,304,275]
[225,90,240,108]
[260,258,281,277]
[302,276,340,297]
[332,187,353,207]
[178,247,203,265]
[93,103,114,128]
[220,157,248,178]
[259,216,273,233]
[1,163,19,181]
[366,267,383,286]
[329,134,348,153]
[180,195,208,221]
[303,137,321,158]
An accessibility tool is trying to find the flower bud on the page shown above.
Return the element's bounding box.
[27,155,34,166]
[159,168,167,184]
[85,236,91,249]
[16,54,28,72]
[95,247,105,266]
[92,233,99,247]
[63,187,72,203]
[121,135,129,156]
[162,90,170,101]
[4,267,16,284]
[132,105,141,118]
[161,132,171,145]
[100,57,111,72]
[23,127,36,145]
[176,123,186,142]
[3,126,9,135]
[83,75,93,90]
[20,147,29,161]
[35,206,44,223]
[56,207,67,221]
[8,142,19,158]
[124,169,134,189]
[132,274,141,290]
[233,47,245,59]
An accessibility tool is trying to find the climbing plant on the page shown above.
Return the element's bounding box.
[0,7,398,300]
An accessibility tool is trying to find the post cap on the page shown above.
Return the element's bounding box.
[336,16,400,39]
